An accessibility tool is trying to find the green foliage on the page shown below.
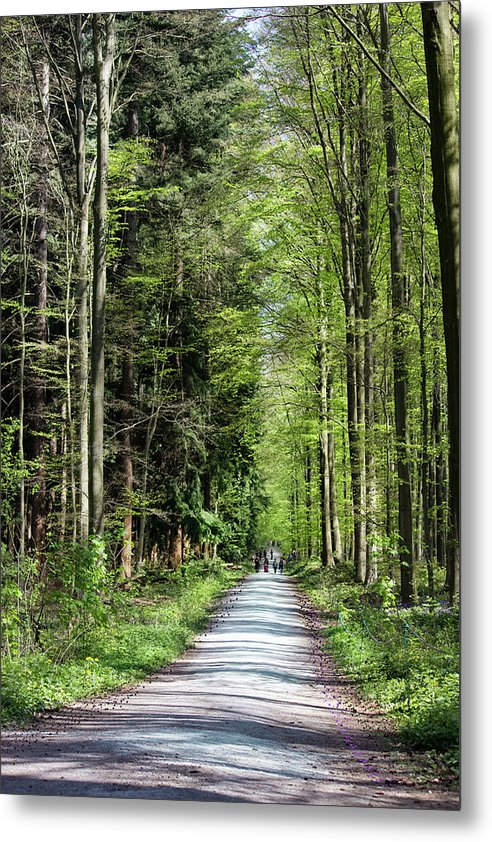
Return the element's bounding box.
[42,537,111,645]
[197,508,228,542]
[293,561,459,782]
[0,419,33,524]
[326,611,459,773]
[1,557,245,725]
[368,576,397,608]
[1,550,41,658]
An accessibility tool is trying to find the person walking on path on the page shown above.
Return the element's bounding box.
[273,558,278,574]
[279,557,284,574]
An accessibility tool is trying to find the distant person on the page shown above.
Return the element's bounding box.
[273,558,278,573]
[279,557,284,574]
[255,556,260,573]
[264,558,269,573]
[270,548,273,559]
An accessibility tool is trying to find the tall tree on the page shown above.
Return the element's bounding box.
[27,52,50,567]
[90,13,116,537]
[379,3,415,603]
[421,1,460,601]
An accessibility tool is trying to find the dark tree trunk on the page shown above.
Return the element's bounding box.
[421,1,460,601]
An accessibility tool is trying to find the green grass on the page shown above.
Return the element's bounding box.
[292,558,460,784]
[1,558,246,726]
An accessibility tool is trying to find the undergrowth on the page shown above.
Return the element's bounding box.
[1,556,246,726]
[292,558,460,785]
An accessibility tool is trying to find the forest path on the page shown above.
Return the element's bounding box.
[1,574,458,808]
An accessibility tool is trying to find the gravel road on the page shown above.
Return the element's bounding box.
[1,573,459,808]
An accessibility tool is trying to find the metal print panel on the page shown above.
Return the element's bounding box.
[0,1,460,810]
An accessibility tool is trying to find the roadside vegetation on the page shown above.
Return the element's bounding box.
[1,555,247,725]
[292,558,459,785]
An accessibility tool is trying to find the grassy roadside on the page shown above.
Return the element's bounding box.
[291,559,460,787]
[1,557,247,726]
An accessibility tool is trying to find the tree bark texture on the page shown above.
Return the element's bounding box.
[379,3,415,603]
[336,59,366,583]
[327,379,343,562]
[90,13,115,536]
[118,103,139,578]
[317,271,334,568]
[74,17,92,540]
[421,1,460,601]
[28,55,50,566]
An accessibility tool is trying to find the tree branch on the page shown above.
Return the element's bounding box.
[327,4,431,129]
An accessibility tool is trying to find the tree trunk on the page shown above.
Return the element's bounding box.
[317,271,334,568]
[341,217,364,581]
[379,4,414,603]
[338,111,365,583]
[421,1,460,601]
[432,378,446,569]
[355,31,377,585]
[18,175,29,563]
[28,54,50,569]
[90,13,116,537]
[327,379,343,562]
[73,15,93,541]
[118,104,139,579]
[304,444,313,558]
[77,196,90,540]
[420,268,434,596]
[119,351,133,579]
[341,403,352,564]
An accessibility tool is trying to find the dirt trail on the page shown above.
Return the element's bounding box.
[1,573,459,808]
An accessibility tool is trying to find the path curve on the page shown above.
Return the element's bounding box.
[1,573,459,808]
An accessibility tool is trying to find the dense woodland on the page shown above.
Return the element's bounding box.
[1,2,459,710]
